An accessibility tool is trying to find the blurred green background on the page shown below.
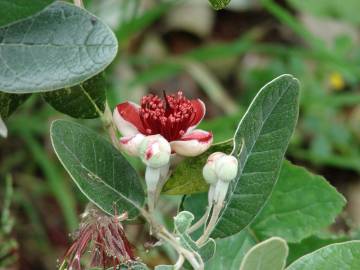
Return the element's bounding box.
[1,0,360,269]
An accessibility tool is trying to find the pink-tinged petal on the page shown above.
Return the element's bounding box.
[119,134,145,156]
[186,99,206,133]
[170,129,213,157]
[113,102,145,136]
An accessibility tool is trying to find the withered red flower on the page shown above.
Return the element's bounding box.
[113,91,213,157]
[62,206,135,270]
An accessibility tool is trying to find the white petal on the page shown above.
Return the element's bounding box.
[113,102,141,137]
[119,133,145,156]
[170,129,213,157]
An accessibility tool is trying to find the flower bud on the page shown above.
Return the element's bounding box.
[138,135,171,168]
[215,155,238,182]
[202,152,225,184]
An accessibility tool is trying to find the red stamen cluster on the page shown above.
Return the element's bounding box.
[139,91,196,141]
[62,206,135,270]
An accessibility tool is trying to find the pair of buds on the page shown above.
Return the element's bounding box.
[202,152,238,206]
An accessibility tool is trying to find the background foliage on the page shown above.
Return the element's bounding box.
[1,0,360,269]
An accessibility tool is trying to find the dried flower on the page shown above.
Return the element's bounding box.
[62,205,135,270]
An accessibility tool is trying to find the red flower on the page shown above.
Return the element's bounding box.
[113,91,213,157]
[62,206,135,270]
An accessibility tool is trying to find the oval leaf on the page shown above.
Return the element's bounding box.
[252,161,346,243]
[50,120,145,218]
[205,231,256,270]
[0,0,53,27]
[287,241,360,270]
[0,1,118,93]
[42,73,106,119]
[240,237,288,270]
[212,74,300,238]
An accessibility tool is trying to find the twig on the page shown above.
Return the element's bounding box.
[196,201,223,245]
[73,0,84,7]
[187,206,211,234]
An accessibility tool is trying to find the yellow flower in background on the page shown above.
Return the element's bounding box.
[329,72,345,91]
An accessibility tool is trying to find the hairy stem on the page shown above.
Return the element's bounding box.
[174,255,185,270]
[196,200,223,245]
[159,229,204,270]
[187,205,211,234]
[103,103,122,150]
[154,163,170,205]
[73,0,84,7]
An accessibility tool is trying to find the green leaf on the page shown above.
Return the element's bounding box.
[42,73,106,119]
[240,237,288,270]
[212,74,300,238]
[50,120,145,218]
[252,161,346,243]
[287,235,349,265]
[199,113,244,143]
[116,1,173,44]
[163,140,233,195]
[208,0,231,10]
[0,92,30,118]
[0,0,53,27]
[90,262,149,270]
[0,1,118,94]
[154,266,173,270]
[205,230,256,270]
[287,241,360,270]
[173,211,216,267]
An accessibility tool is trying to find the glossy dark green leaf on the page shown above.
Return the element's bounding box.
[0,0,53,27]
[0,1,118,93]
[287,241,360,270]
[208,0,231,10]
[50,120,145,218]
[252,161,346,243]
[0,92,30,118]
[163,140,233,195]
[213,74,300,238]
[42,73,106,119]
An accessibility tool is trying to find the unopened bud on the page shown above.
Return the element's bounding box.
[139,135,171,168]
[202,152,225,184]
[215,155,238,182]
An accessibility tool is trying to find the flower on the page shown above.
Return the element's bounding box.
[138,135,171,168]
[61,205,136,270]
[113,91,213,157]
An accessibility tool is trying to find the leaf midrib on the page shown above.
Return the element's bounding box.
[217,79,295,229]
[51,126,141,214]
